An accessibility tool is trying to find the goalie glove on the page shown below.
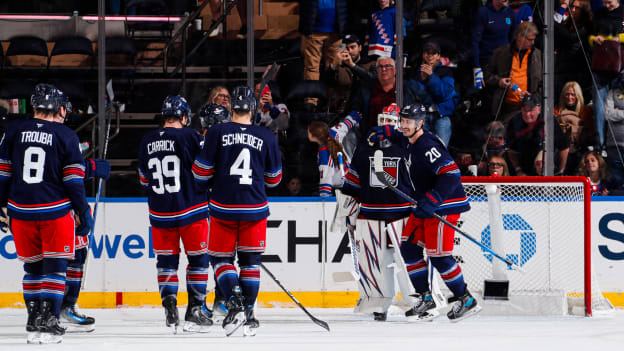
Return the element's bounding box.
[84,158,111,180]
[367,125,393,148]
[473,68,484,90]
[75,207,94,237]
[412,190,441,219]
[0,207,9,233]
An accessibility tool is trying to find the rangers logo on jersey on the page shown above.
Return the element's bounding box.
[369,156,400,188]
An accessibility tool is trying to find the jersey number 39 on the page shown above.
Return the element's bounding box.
[148,155,180,194]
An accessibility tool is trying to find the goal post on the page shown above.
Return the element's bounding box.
[457,176,613,316]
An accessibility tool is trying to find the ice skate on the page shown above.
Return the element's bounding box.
[25,300,40,344]
[37,301,65,344]
[60,304,95,332]
[447,289,481,322]
[162,295,179,334]
[373,312,387,321]
[243,306,259,337]
[222,286,246,337]
[212,296,228,324]
[183,304,214,333]
[405,291,440,322]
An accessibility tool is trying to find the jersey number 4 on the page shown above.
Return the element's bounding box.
[148,155,180,194]
[230,148,253,185]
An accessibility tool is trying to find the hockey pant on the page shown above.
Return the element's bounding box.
[353,218,410,314]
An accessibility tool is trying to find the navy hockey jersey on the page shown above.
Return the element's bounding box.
[138,127,208,228]
[0,118,88,221]
[342,142,411,221]
[399,131,470,215]
[193,122,282,221]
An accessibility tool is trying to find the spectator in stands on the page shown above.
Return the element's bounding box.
[506,95,570,176]
[603,78,624,187]
[208,0,247,39]
[327,34,376,114]
[487,155,510,176]
[485,21,542,124]
[589,0,624,150]
[471,0,517,90]
[206,85,231,111]
[285,176,303,196]
[578,151,612,195]
[413,41,459,146]
[254,82,290,134]
[555,81,596,173]
[533,150,544,176]
[346,56,429,135]
[477,121,514,176]
[367,0,398,59]
[299,0,348,110]
[554,0,593,101]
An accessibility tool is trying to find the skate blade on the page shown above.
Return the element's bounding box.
[62,323,95,333]
[26,331,40,344]
[406,309,440,323]
[182,321,212,333]
[223,311,245,337]
[448,305,482,323]
[38,333,63,344]
[243,325,257,337]
[166,324,179,335]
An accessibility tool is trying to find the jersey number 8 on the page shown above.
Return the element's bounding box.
[23,146,46,184]
[148,155,181,194]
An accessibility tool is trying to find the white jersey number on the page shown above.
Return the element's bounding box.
[148,155,181,194]
[23,146,46,184]
[425,147,442,163]
[230,148,253,185]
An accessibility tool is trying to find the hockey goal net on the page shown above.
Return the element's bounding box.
[456,176,614,316]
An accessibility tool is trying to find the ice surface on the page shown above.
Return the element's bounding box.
[1,307,623,351]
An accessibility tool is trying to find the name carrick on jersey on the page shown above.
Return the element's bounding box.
[342,142,412,221]
[400,131,470,215]
[0,119,88,221]
[138,127,208,228]
[192,122,282,221]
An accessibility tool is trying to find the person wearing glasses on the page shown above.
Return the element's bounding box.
[206,86,231,112]
[487,156,510,176]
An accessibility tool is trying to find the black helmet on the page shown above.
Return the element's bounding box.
[31,83,61,113]
[399,104,427,122]
[199,103,229,129]
[231,85,256,114]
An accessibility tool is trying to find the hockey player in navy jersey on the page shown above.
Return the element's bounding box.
[51,91,110,332]
[0,84,94,343]
[137,96,213,333]
[368,104,481,322]
[193,85,282,337]
[341,104,413,321]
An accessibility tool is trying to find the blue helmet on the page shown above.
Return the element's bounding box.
[399,104,427,122]
[162,95,191,121]
[56,90,72,113]
[231,86,256,114]
[31,83,61,113]
[199,103,229,129]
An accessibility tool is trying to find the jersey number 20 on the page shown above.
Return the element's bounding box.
[148,155,180,194]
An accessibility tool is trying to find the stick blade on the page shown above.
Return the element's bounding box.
[373,150,384,173]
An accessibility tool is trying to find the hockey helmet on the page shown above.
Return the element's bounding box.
[56,90,72,113]
[31,83,61,113]
[199,103,230,129]
[162,95,191,125]
[399,104,427,123]
[231,85,256,114]
[377,103,401,129]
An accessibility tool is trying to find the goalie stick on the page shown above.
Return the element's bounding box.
[260,263,330,332]
[372,150,523,272]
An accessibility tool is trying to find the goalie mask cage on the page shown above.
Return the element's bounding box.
[456,176,614,316]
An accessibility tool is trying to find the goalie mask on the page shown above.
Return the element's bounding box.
[162,95,192,126]
[199,103,230,129]
[377,103,400,129]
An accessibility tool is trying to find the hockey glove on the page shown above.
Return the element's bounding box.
[75,207,94,237]
[473,68,484,90]
[412,190,442,219]
[0,207,9,233]
[367,125,393,148]
[84,158,111,180]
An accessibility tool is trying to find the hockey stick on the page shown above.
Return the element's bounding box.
[260,263,330,332]
[372,150,523,272]
[81,108,113,289]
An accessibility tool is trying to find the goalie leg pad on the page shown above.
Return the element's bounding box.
[430,255,466,297]
[400,241,429,293]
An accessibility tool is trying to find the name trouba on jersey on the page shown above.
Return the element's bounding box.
[20,131,53,146]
